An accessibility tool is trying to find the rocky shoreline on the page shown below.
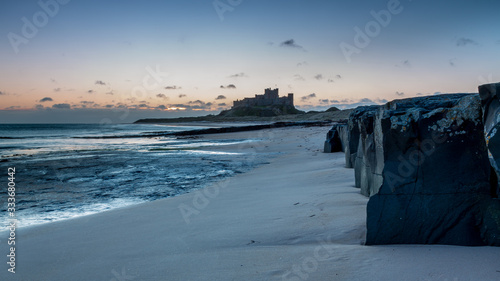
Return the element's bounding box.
[324,83,500,246]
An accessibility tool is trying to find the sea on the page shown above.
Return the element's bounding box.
[0,123,270,231]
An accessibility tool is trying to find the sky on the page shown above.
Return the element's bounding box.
[0,0,499,123]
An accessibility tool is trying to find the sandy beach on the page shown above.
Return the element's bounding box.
[2,126,500,281]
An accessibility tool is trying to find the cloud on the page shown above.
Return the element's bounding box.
[53,88,61,92]
[294,74,305,81]
[165,86,181,90]
[433,92,443,95]
[105,91,114,95]
[179,94,187,98]
[40,97,53,102]
[301,93,316,101]
[456,37,478,47]
[395,91,405,96]
[359,98,374,103]
[297,61,308,67]
[0,91,5,95]
[52,103,71,109]
[327,75,342,83]
[280,39,305,51]
[50,78,57,83]
[189,100,205,105]
[319,99,330,104]
[220,84,236,89]
[396,60,411,68]
[216,95,226,100]
[105,104,114,108]
[229,72,247,78]
[156,94,169,99]
[218,103,227,106]
[95,80,106,86]
[87,90,94,93]
[157,105,166,110]
[171,100,214,110]
[35,104,44,110]
[137,104,148,108]
[314,74,323,80]
[416,93,424,96]
[5,106,21,110]
[449,58,456,67]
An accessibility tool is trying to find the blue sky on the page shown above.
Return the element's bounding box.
[0,0,499,123]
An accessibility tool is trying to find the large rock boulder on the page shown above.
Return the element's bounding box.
[479,82,500,198]
[365,94,493,245]
[477,82,500,245]
[323,124,345,153]
[345,106,379,168]
[353,107,382,196]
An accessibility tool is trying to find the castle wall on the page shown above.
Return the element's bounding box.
[232,88,294,108]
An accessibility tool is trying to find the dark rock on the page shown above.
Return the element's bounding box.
[323,124,345,153]
[477,82,500,246]
[345,106,379,168]
[478,82,500,198]
[353,107,382,196]
[365,94,493,245]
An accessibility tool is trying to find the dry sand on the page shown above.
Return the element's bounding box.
[1,126,499,280]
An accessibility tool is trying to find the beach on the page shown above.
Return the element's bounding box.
[2,125,500,281]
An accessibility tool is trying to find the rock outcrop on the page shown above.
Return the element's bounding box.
[338,91,500,246]
[323,124,345,153]
[479,82,500,198]
[344,106,379,168]
[477,83,500,245]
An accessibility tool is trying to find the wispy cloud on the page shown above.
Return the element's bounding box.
[165,85,181,90]
[280,39,305,51]
[220,84,236,89]
[52,103,71,109]
[314,74,323,80]
[157,94,169,99]
[449,58,456,67]
[179,94,187,98]
[87,90,94,93]
[395,91,405,96]
[53,88,61,92]
[40,97,53,102]
[456,37,478,47]
[0,91,6,96]
[294,74,305,81]
[229,72,248,78]
[297,61,308,67]
[95,80,106,86]
[396,60,411,68]
[301,93,316,101]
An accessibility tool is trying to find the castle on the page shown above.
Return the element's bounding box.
[232,88,293,108]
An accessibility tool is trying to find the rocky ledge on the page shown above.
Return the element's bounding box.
[325,84,500,246]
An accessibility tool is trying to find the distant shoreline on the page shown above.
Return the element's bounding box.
[133,108,353,124]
